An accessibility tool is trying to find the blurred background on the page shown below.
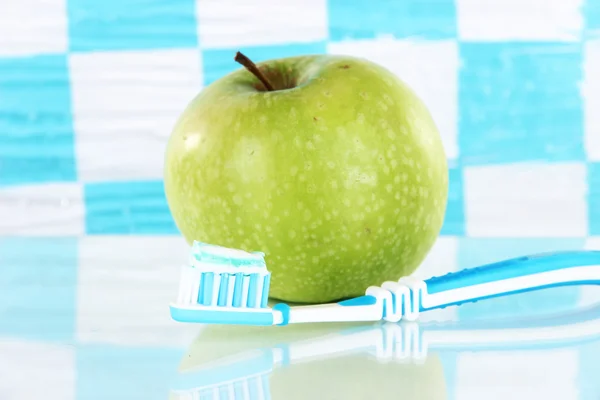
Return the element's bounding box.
[1,1,600,399]
[1,0,599,240]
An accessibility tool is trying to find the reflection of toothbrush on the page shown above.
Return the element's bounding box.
[170,241,600,326]
[170,303,600,399]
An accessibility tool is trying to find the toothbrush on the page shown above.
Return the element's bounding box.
[170,241,600,326]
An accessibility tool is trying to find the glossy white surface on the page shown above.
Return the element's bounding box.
[1,236,600,400]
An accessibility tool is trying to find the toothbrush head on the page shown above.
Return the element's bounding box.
[170,242,274,325]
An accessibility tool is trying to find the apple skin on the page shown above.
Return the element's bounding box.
[164,54,448,303]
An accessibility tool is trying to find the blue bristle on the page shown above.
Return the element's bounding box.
[249,376,259,400]
[261,274,270,308]
[197,272,204,304]
[202,272,214,305]
[219,386,228,399]
[247,274,258,307]
[217,274,229,306]
[234,381,244,399]
[233,272,244,307]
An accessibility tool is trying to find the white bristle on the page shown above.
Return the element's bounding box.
[212,274,221,304]
[241,276,250,307]
[190,268,201,305]
[242,379,250,400]
[177,266,187,304]
[256,376,266,400]
[212,387,219,400]
[254,275,264,308]
[227,383,235,399]
[227,275,236,306]
[261,375,269,399]
[184,268,193,304]
[181,267,191,304]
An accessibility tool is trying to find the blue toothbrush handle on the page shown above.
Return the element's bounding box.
[421,250,600,310]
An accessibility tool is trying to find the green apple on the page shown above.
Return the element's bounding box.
[164,52,448,303]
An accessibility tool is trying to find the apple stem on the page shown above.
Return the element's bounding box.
[234,51,275,91]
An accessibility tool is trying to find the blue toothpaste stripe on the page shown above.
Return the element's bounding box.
[261,274,271,308]
[197,271,204,304]
[217,274,229,306]
[202,272,214,305]
[249,376,259,400]
[234,381,244,399]
[233,272,244,307]
[261,374,271,400]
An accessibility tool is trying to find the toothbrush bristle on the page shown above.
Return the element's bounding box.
[174,373,270,400]
[176,242,272,309]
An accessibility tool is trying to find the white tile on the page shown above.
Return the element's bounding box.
[584,39,600,161]
[0,339,75,400]
[585,237,600,250]
[457,0,584,41]
[455,349,579,400]
[197,0,328,48]
[464,163,588,237]
[328,38,459,160]
[69,49,202,182]
[0,183,84,235]
[0,0,67,56]
[414,236,459,279]
[76,236,201,346]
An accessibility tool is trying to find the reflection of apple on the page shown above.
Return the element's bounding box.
[178,324,447,400]
[164,52,448,303]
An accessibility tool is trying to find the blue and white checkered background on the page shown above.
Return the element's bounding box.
[0,0,599,239]
[2,1,600,399]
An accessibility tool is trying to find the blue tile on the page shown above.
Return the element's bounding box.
[0,55,76,186]
[578,341,600,400]
[327,0,456,41]
[441,163,465,236]
[456,238,585,321]
[438,352,458,400]
[440,163,465,235]
[458,43,584,166]
[202,42,327,86]
[0,237,78,342]
[589,162,600,235]
[76,344,184,400]
[84,180,178,234]
[585,0,600,33]
[67,0,198,52]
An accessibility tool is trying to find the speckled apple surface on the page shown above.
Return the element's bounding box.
[164,55,448,303]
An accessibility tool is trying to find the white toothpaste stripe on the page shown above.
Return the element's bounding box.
[187,268,195,304]
[261,375,269,400]
[242,379,250,400]
[254,275,264,308]
[227,275,236,306]
[212,274,221,305]
[241,276,250,307]
[256,375,265,400]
